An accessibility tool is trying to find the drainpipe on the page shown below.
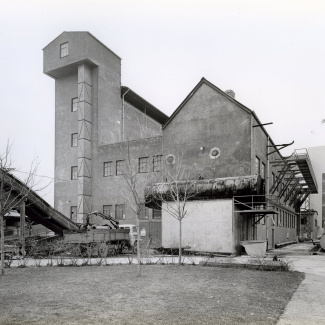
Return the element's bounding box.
[121,88,130,141]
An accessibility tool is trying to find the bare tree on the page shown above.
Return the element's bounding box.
[146,152,199,266]
[114,139,158,276]
[0,141,46,275]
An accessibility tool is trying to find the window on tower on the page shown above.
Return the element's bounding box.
[71,166,78,180]
[71,98,78,112]
[60,42,68,58]
[71,133,78,147]
[70,206,77,222]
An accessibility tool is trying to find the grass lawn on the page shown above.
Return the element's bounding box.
[0,265,304,325]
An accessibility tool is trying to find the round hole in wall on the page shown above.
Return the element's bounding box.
[209,147,221,159]
[165,154,175,165]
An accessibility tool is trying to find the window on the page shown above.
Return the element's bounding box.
[139,157,148,173]
[103,205,112,217]
[71,166,78,180]
[261,162,266,179]
[139,204,149,220]
[71,98,78,112]
[153,208,162,219]
[153,155,162,172]
[70,206,77,222]
[116,160,125,175]
[255,156,260,175]
[103,162,113,176]
[115,204,125,220]
[60,42,68,57]
[71,133,78,147]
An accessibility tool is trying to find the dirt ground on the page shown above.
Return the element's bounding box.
[0,264,302,325]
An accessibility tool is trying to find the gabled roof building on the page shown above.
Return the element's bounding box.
[43,32,318,254]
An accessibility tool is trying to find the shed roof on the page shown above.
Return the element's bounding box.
[121,86,169,125]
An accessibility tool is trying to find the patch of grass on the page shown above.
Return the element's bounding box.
[0,265,304,325]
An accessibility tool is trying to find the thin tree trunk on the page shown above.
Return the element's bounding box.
[136,214,141,276]
[179,218,182,266]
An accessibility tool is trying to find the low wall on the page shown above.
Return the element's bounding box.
[162,199,235,254]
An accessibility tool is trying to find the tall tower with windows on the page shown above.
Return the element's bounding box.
[43,32,122,223]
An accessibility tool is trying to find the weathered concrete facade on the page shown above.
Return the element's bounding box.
[44,32,317,251]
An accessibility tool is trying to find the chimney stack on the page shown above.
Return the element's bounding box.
[225,89,235,99]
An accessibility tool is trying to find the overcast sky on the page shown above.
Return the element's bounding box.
[1,0,324,205]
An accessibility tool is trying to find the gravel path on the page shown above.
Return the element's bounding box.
[276,245,325,325]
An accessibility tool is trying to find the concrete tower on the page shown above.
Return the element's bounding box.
[43,32,122,223]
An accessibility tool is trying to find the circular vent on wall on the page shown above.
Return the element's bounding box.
[209,147,221,159]
[165,154,175,165]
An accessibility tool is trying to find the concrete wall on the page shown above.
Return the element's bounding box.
[255,212,297,247]
[163,82,251,179]
[91,136,164,222]
[162,199,235,254]
[54,73,78,216]
[124,102,162,140]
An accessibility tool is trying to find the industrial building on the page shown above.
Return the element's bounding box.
[303,146,325,239]
[42,32,319,254]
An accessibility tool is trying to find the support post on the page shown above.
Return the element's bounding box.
[265,136,269,249]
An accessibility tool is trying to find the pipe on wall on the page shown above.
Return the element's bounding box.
[121,88,130,141]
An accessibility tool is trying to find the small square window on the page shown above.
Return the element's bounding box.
[103,205,113,217]
[60,42,68,58]
[71,133,78,147]
[139,157,148,173]
[115,204,125,220]
[104,162,113,176]
[71,98,78,112]
[71,206,77,222]
[71,166,78,180]
[116,160,125,175]
[153,155,162,172]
